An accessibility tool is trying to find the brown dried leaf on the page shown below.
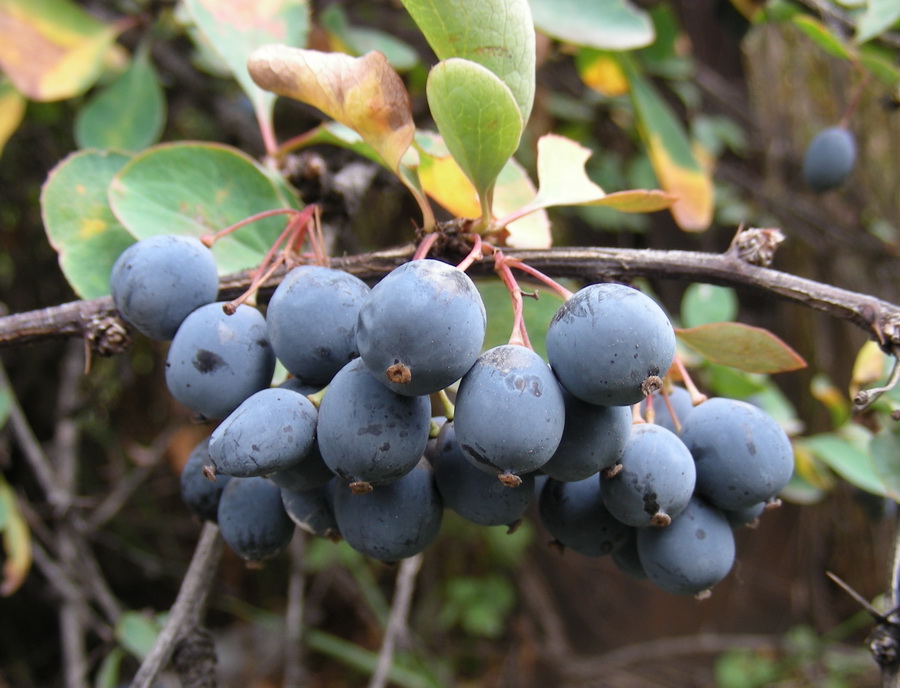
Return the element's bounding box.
[248,45,414,171]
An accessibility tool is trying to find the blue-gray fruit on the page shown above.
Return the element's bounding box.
[600,423,696,527]
[547,283,676,406]
[678,397,793,511]
[165,303,275,420]
[208,388,317,477]
[454,345,566,485]
[316,358,431,492]
[179,436,230,522]
[267,266,370,385]
[281,480,339,539]
[802,127,855,193]
[333,460,442,561]
[637,496,735,596]
[267,440,335,492]
[110,234,219,341]
[611,528,646,580]
[541,390,631,481]
[218,477,294,561]
[539,476,630,557]
[356,259,486,396]
[433,422,535,527]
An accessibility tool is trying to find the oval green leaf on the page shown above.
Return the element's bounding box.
[74,44,166,151]
[801,432,888,497]
[856,0,900,45]
[680,283,738,328]
[108,142,299,274]
[115,611,160,660]
[41,149,136,298]
[676,322,806,374]
[400,0,535,123]
[870,430,900,502]
[792,15,853,60]
[531,0,655,50]
[427,59,523,216]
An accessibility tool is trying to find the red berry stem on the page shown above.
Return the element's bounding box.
[412,231,440,261]
[503,256,574,301]
[200,208,301,248]
[455,234,485,272]
[494,250,532,350]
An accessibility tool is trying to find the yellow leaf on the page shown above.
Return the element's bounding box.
[248,46,414,171]
[851,340,889,393]
[580,53,629,97]
[0,81,25,157]
[0,474,31,596]
[418,152,481,219]
[647,131,714,231]
[0,0,118,101]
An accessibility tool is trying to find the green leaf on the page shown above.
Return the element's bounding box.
[74,44,166,151]
[870,430,900,501]
[622,58,713,231]
[801,431,888,497]
[0,78,26,158]
[676,322,807,374]
[856,0,900,44]
[400,0,535,123]
[792,15,853,60]
[530,0,655,50]
[680,284,738,328]
[108,142,299,274]
[184,0,310,138]
[115,611,160,660]
[0,473,31,596]
[426,58,523,218]
[0,0,119,101]
[0,385,10,430]
[318,5,419,71]
[859,44,900,88]
[94,648,125,688]
[41,149,136,298]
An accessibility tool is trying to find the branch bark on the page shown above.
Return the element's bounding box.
[1,244,899,352]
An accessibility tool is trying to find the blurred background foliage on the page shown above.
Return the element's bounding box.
[1,0,900,686]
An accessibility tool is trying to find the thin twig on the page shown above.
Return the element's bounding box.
[367,554,424,688]
[130,522,224,688]
[284,533,308,688]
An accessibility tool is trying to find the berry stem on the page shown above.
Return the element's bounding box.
[436,389,455,421]
[494,251,532,350]
[503,257,574,300]
[412,231,440,261]
[455,234,485,273]
[200,208,302,247]
[673,356,708,406]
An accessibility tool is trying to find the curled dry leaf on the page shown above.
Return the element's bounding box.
[248,45,415,171]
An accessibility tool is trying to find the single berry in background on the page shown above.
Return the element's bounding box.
[678,397,794,511]
[433,422,535,528]
[333,459,443,562]
[266,266,371,386]
[180,436,230,522]
[110,234,218,340]
[636,496,735,597]
[356,259,486,396]
[218,476,295,562]
[547,283,676,407]
[802,126,856,193]
[454,344,565,486]
[538,476,631,557]
[165,302,276,420]
[541,390,631,482]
